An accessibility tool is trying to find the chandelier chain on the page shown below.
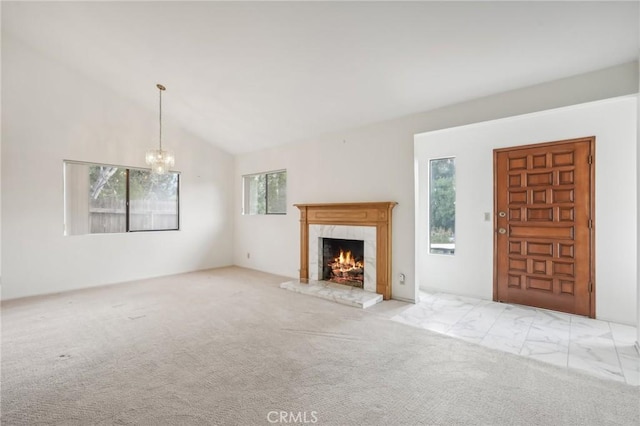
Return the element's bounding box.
[158,86,163,151]
[146,83,173,174]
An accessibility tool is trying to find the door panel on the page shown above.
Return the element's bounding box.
[494,138,594,317]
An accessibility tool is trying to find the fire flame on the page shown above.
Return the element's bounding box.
[327,247,364,286]
[332,249,363,271]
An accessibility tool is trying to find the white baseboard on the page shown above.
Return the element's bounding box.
[391,296,416,304]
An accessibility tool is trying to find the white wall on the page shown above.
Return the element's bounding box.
[637,54,640,343]
[234,62,639,304]
[0,4,3,281]
[1,36,234,300]
[234,127,416,301]
[415,96,637,325]
[6,30,633,310]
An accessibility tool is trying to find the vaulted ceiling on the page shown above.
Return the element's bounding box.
[3,1,638,154]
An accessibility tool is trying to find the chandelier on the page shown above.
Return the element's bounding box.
[145,83,175,174]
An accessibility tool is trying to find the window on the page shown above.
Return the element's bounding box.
[243,170,286,215]
[429,158,455,254]
[64,161,179,235]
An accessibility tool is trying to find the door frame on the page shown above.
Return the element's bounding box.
[492,136,596,318]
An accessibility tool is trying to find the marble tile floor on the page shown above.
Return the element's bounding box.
[391,291,640,386]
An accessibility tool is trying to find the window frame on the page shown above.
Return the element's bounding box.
[428,157,456,256]
[63,160,181,235]
[242,169,287,215]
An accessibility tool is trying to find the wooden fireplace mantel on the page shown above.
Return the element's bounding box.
[294,202,397,300]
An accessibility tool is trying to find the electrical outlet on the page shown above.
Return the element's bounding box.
[484,212,491,221]
[399,273,405,284]
[247,252,250,259]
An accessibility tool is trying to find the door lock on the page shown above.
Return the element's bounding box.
[498,211,506,218]
[498,228,507,234]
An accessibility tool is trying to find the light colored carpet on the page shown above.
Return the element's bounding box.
[2,266,639,425]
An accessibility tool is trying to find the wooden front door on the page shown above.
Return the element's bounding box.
[494,137,594,317]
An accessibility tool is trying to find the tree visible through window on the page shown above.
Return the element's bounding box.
[128,169,179,231]
[243,170,286,215]
[89,166,127,233]
[64,161,179,235]
[429,158,455,254]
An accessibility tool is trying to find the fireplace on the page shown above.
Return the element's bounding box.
[295,202,397,299]
[322,238,365,287]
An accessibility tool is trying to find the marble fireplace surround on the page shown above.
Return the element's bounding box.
[294,202,397,299]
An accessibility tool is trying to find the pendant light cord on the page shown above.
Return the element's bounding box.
[146,83,173,173]
[158,86,163,151]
